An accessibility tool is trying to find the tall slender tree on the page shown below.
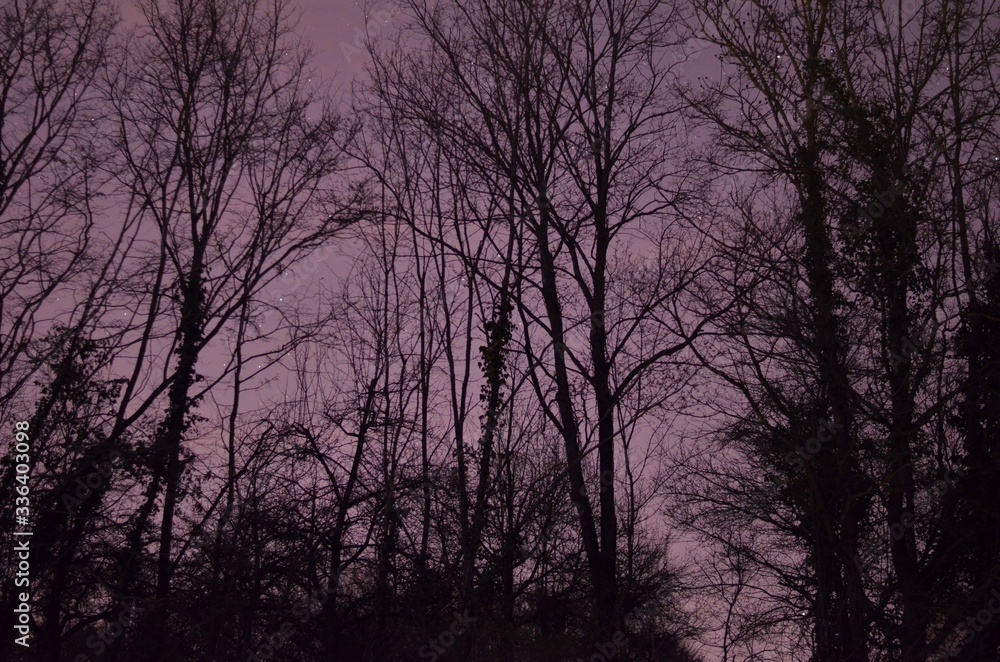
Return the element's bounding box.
[102,0,359,655]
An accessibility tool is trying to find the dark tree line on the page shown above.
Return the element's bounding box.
[1,0,999,661]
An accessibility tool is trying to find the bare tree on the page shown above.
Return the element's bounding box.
[0,0,115,414]
[675,0,1000,657]
[99,0,360,655]
[358,0,716,652]
[0,1,117,657]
